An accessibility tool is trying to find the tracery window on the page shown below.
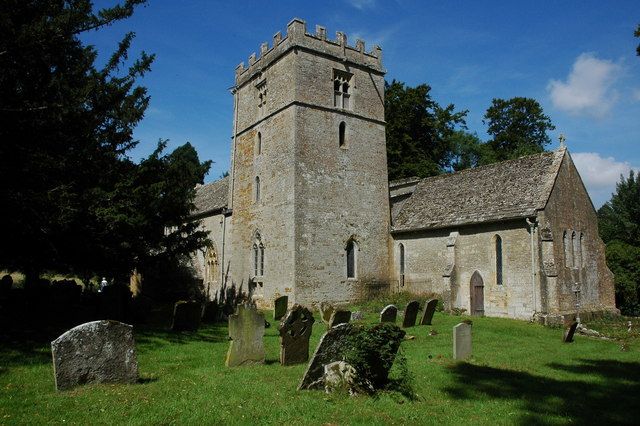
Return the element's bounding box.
[333,70,352,109]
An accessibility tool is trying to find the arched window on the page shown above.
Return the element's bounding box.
[256,132,262,155]
[339,122,346,147]
[333,71,352,109]
[564,230,573,267]
[252,235,265,277]
[572,231,580,269]
[253,243,259,276]
[346,239,357,279]
[495,235,503,285]
[259,243,264,276]
[254,176,261,202]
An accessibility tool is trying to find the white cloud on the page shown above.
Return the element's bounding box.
[547,53,622,117]
[572,152,638,207]
[633,88,640,102]
[347,0,376,10]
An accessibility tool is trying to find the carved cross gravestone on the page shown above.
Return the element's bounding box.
[420,299,438,325]
[279,304,315,365]
[453,322,472,360]
[171,300,202,331]
[563,321,578,343]
[380,304,398,323]
[226,304,265,367]
[329,310,351,328]
[51,320,138,391]
[274,295,288,320]
[402,300,420,328]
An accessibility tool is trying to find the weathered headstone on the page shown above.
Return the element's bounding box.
[274,295,288,321]
[226,304,265,367]
[318,301,335,325]
[329,310,351,328]
[402,300,420,328]
[298,323,353,390]
[563,321,578,343]
[51,320,138,391]
[453,322,472,360]
[279,304,315,365]
[323,361,358,394]
[380,304,398,323]
[171,301,201,331]
[420,299,438,325]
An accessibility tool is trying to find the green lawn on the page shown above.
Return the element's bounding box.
[1,310,639,425]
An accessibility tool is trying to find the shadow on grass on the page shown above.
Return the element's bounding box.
[445,359,640,425]
[135,323,229,351]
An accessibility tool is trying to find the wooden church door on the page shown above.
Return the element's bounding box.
[470,271,485,316]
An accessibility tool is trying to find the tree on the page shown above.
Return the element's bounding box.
[635,24,640,56]
[0,1,210,284]
[483,97,555,162]
[598,171,640,315]
[385,80,467,180]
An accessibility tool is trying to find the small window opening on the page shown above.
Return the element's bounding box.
[257,132,262,155]
[495,235,503,285]
[339,122,346,147]
[346,239,357,279]
[399,243,405,287]
[255,176,261,202]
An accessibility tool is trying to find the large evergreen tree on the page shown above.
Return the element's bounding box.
[0,1,210,283]
[598,171,640,315]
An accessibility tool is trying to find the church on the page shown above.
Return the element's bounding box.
[190,18,616,322]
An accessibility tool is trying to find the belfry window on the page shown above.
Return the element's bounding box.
[256,80,267,116]
[346,239,357,279]
[333,70,352,109]
[495,235,503,286]
[339,122,346,147]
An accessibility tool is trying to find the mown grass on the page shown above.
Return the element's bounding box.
[1,309,639,425]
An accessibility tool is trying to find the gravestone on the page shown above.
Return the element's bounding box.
[402,300,420,328]
[318,301,335,325]
[563,321,578,343]
[380,304,398,323]
[226,304,265,367]
[274,295,288,321]
[51,320,138,391]
[171,301,201,331]
[420,299,438,325]
[453,322,472,360]
[201,300,219,323]
[279,304,315,365]
[298,323,353,390]
[329,310,351,328]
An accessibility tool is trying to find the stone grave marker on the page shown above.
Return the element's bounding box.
[420,299,438,325]
[563,321,578,343]
[453,322,472,360]
[201,300,219,323]
[226,304,265,367]
[51,320,138,391]
[380,304,398,323]
[402,300,420,328]
[172,300,201,331]
[329,310,351,328]
[278,304,315,365]
[318,301,335,325]
[274,295,288,321]
[298,323,353,390]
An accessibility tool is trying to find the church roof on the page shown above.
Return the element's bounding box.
[392,149,566,232]
[193,176,229,216]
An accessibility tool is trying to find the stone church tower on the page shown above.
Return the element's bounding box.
[226,18,390,306]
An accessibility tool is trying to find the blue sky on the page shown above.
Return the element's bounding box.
[84,0,640,207]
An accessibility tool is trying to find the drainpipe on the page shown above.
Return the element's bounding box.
[526,218,537,315]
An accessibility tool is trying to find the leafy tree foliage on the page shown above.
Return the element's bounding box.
[483,97,555,162]
[0,1,210,284]
[635,24,640,56]
[598,171,640,315]
[385,80,467,180]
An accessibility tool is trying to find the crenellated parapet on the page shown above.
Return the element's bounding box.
[235,18,384,87]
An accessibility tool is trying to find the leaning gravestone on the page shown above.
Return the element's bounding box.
[329,310,351,328]
[226,304,265,367]
[274,295,288,321]
[420,299,438,325]
[279,304,315,365]
[172,301,201,331]
[318,301,335,325]
[402,300,420,328]
[453,322,472,360]
[51,320,138,391]
[380,304,398,323]
[563,321,579,343]
[298,323,353,390]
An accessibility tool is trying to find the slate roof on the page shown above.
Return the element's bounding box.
[392,149,566,232]
[193,176,229,216]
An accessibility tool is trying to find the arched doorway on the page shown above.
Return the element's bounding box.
[470,271,484,316]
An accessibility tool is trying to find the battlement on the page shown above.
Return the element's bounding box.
[235,18,384,87]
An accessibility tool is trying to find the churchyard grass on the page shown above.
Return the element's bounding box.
[1,310,639,425]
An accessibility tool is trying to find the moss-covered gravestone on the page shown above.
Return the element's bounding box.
[274,295,288,320]
[420,299,438,325]
[226,304,265,367]
[279,304,315,365]
[402,300,419,328]
[171,301,201,331]
[380,304,398,323]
